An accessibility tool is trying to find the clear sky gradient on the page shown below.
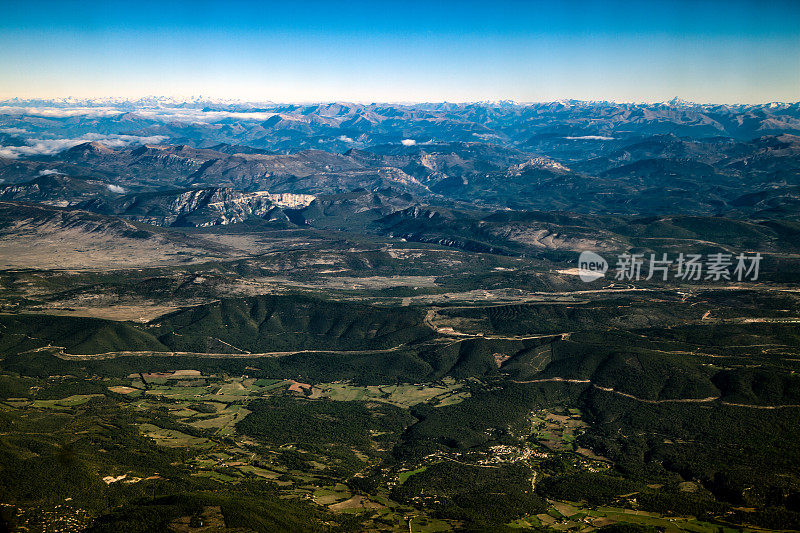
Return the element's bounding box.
[1,0,798,103]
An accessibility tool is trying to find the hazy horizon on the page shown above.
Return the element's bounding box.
[1,96,798,106]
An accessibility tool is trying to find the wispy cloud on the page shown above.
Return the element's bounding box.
[0,139,87,158]
[38,169,64,176]
[79,133,168,147]
[400,139,416,146]
[0,134,168,159]
[0,105,281,124]
[130,108,281,123]
[0,106,124,118]
[106,184,126,193]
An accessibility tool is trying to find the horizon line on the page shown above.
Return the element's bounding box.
[1,96,798,107]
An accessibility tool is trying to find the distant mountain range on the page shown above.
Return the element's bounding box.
[1,99,799,238]
[2,100,800,150]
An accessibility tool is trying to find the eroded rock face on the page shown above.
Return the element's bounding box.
[77,187,317,227]
[507,157,572,176]
[265,192,316,209]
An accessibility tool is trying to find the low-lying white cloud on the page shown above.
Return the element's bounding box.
[38,169,63,176]
[106,184,126,194]
[79,133,168,148]
[401,139,416,146]
[0,105,282,124]
[0,127,28,134]
[0,134,168,159]
[0,139,83,158]
[0,106,123,118]
[564,135,615,140]
[132,108,281,123]
[337,135,354,143]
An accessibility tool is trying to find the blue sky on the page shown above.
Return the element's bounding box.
[1,0,798,103]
